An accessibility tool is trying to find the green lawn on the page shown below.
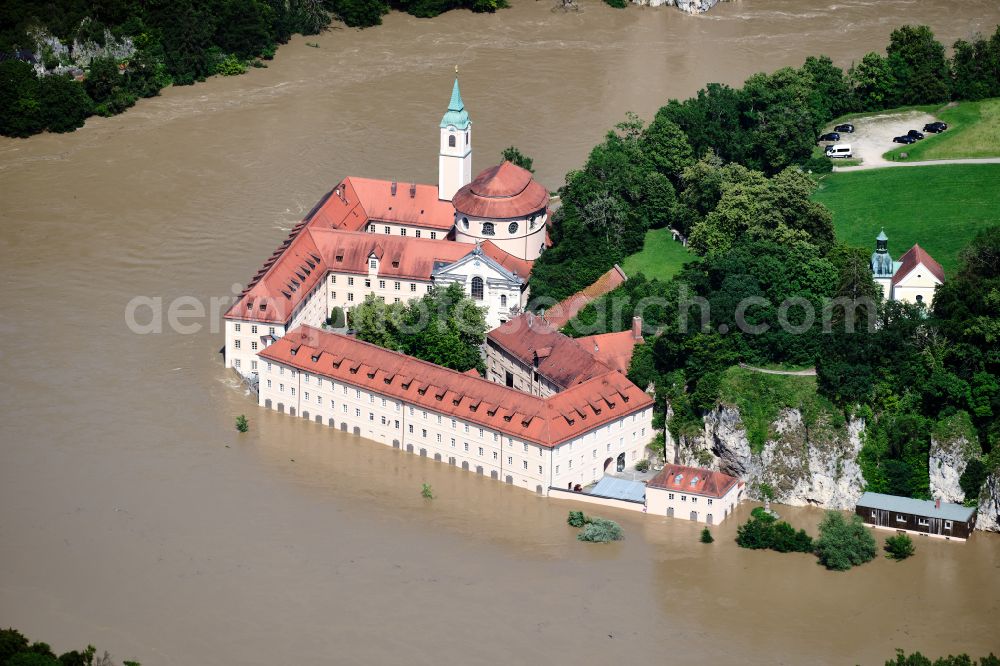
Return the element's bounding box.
[813,164,1000,274]
[717,366,841,453]
[883,98,1000,161]
[622,227,693,281]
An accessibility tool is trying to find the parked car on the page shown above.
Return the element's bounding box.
[817,132,840,143]
[825,143,853,158]
[893,135,917,144]
[907,129,925,140]
[923,121,948,133]
[834,123,855,133]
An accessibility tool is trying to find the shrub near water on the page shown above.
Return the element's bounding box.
[578,518,624,543]
[567,510,624,542]
[815,511,877,571]
[735,507,814,553]
[885,534,916,561]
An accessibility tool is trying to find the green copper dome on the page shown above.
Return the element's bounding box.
[440,79,470,130]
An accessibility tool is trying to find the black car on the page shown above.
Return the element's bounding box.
[817,132,840,143]
[907,129,925,140]
[923,121,948,133]
[834,123,855,133]
[893,135,917,144]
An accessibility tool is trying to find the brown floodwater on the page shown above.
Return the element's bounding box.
[2,1,999,663]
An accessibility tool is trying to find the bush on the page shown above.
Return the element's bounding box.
[736,508,812,552]
[885,533,916,560]
[700,527,714,543]
[235,414,249,432]
[815,511,877,571]
[328,306,346,328]
[801,156,833,174]
[603,0,628,7]
[577,517,624,542]
[567,510,586,528]
[634,459,650,473]
[885,649,1000,665]
[421,483,433,499]
[959,459,987,501]
[216,55,247,76]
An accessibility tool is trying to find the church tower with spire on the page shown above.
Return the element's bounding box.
[438,78,472,201]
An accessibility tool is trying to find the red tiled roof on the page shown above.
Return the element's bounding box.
[487,314,615,390]
[226,227,532,324]
[577,330,642,374]
[647,464,739,499]
[259,326,652,447]
[452,161,550,220]
[309,177,455,232]
[892,243,946,286]
[348,177,455,231]
[543,264,628,329]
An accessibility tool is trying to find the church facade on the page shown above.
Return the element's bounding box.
[870,230,945,307]
[224,80,550,381]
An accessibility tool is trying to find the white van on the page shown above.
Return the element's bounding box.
[825,143,853,158]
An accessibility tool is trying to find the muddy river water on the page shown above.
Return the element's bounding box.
[2,0,1000,663]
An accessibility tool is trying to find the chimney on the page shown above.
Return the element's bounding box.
[409,183,416,198]
[935,498,941,509]
[391,179,397,196]
[632,316,643,340]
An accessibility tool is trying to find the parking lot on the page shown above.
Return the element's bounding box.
[821,110,941,167]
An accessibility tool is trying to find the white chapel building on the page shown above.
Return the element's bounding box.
[870,230,945,307]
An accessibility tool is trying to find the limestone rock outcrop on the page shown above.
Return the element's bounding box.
[668,404,864,509]
[976,469,1000,533]
[928,412,981,503]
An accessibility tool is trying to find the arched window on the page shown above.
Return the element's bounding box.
[448,134,456,147]
[465,131,469,145]
[481,222,495,236]
[471,277,484,301]
[462,217,469,230]
[500,294,507,307]
[508,222,519,234]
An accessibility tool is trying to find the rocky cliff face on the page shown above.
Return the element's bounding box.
[668,403,865,510]
[629,0,723,14]
[928,421,980,504]
[976,469,1000,533]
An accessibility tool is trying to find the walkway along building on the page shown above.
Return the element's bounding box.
[257,326,654,495]
[856,492,976,541]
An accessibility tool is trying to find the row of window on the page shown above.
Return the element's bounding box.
[459,215,541,235]
[366,225,438,239]
[233,323,277,335]
[666,494,715,505]
[876,511,953,530]
[333,275,422,292]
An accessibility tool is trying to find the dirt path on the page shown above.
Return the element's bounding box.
[833,156,1000,172]
[738,363,817,376]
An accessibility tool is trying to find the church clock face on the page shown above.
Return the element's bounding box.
[508,222,519,234]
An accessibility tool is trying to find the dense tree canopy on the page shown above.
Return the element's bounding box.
[348,283,487,374]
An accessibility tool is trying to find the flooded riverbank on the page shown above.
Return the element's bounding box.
[2,0,1000,663]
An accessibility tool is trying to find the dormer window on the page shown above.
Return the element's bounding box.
[370,258,378,270]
